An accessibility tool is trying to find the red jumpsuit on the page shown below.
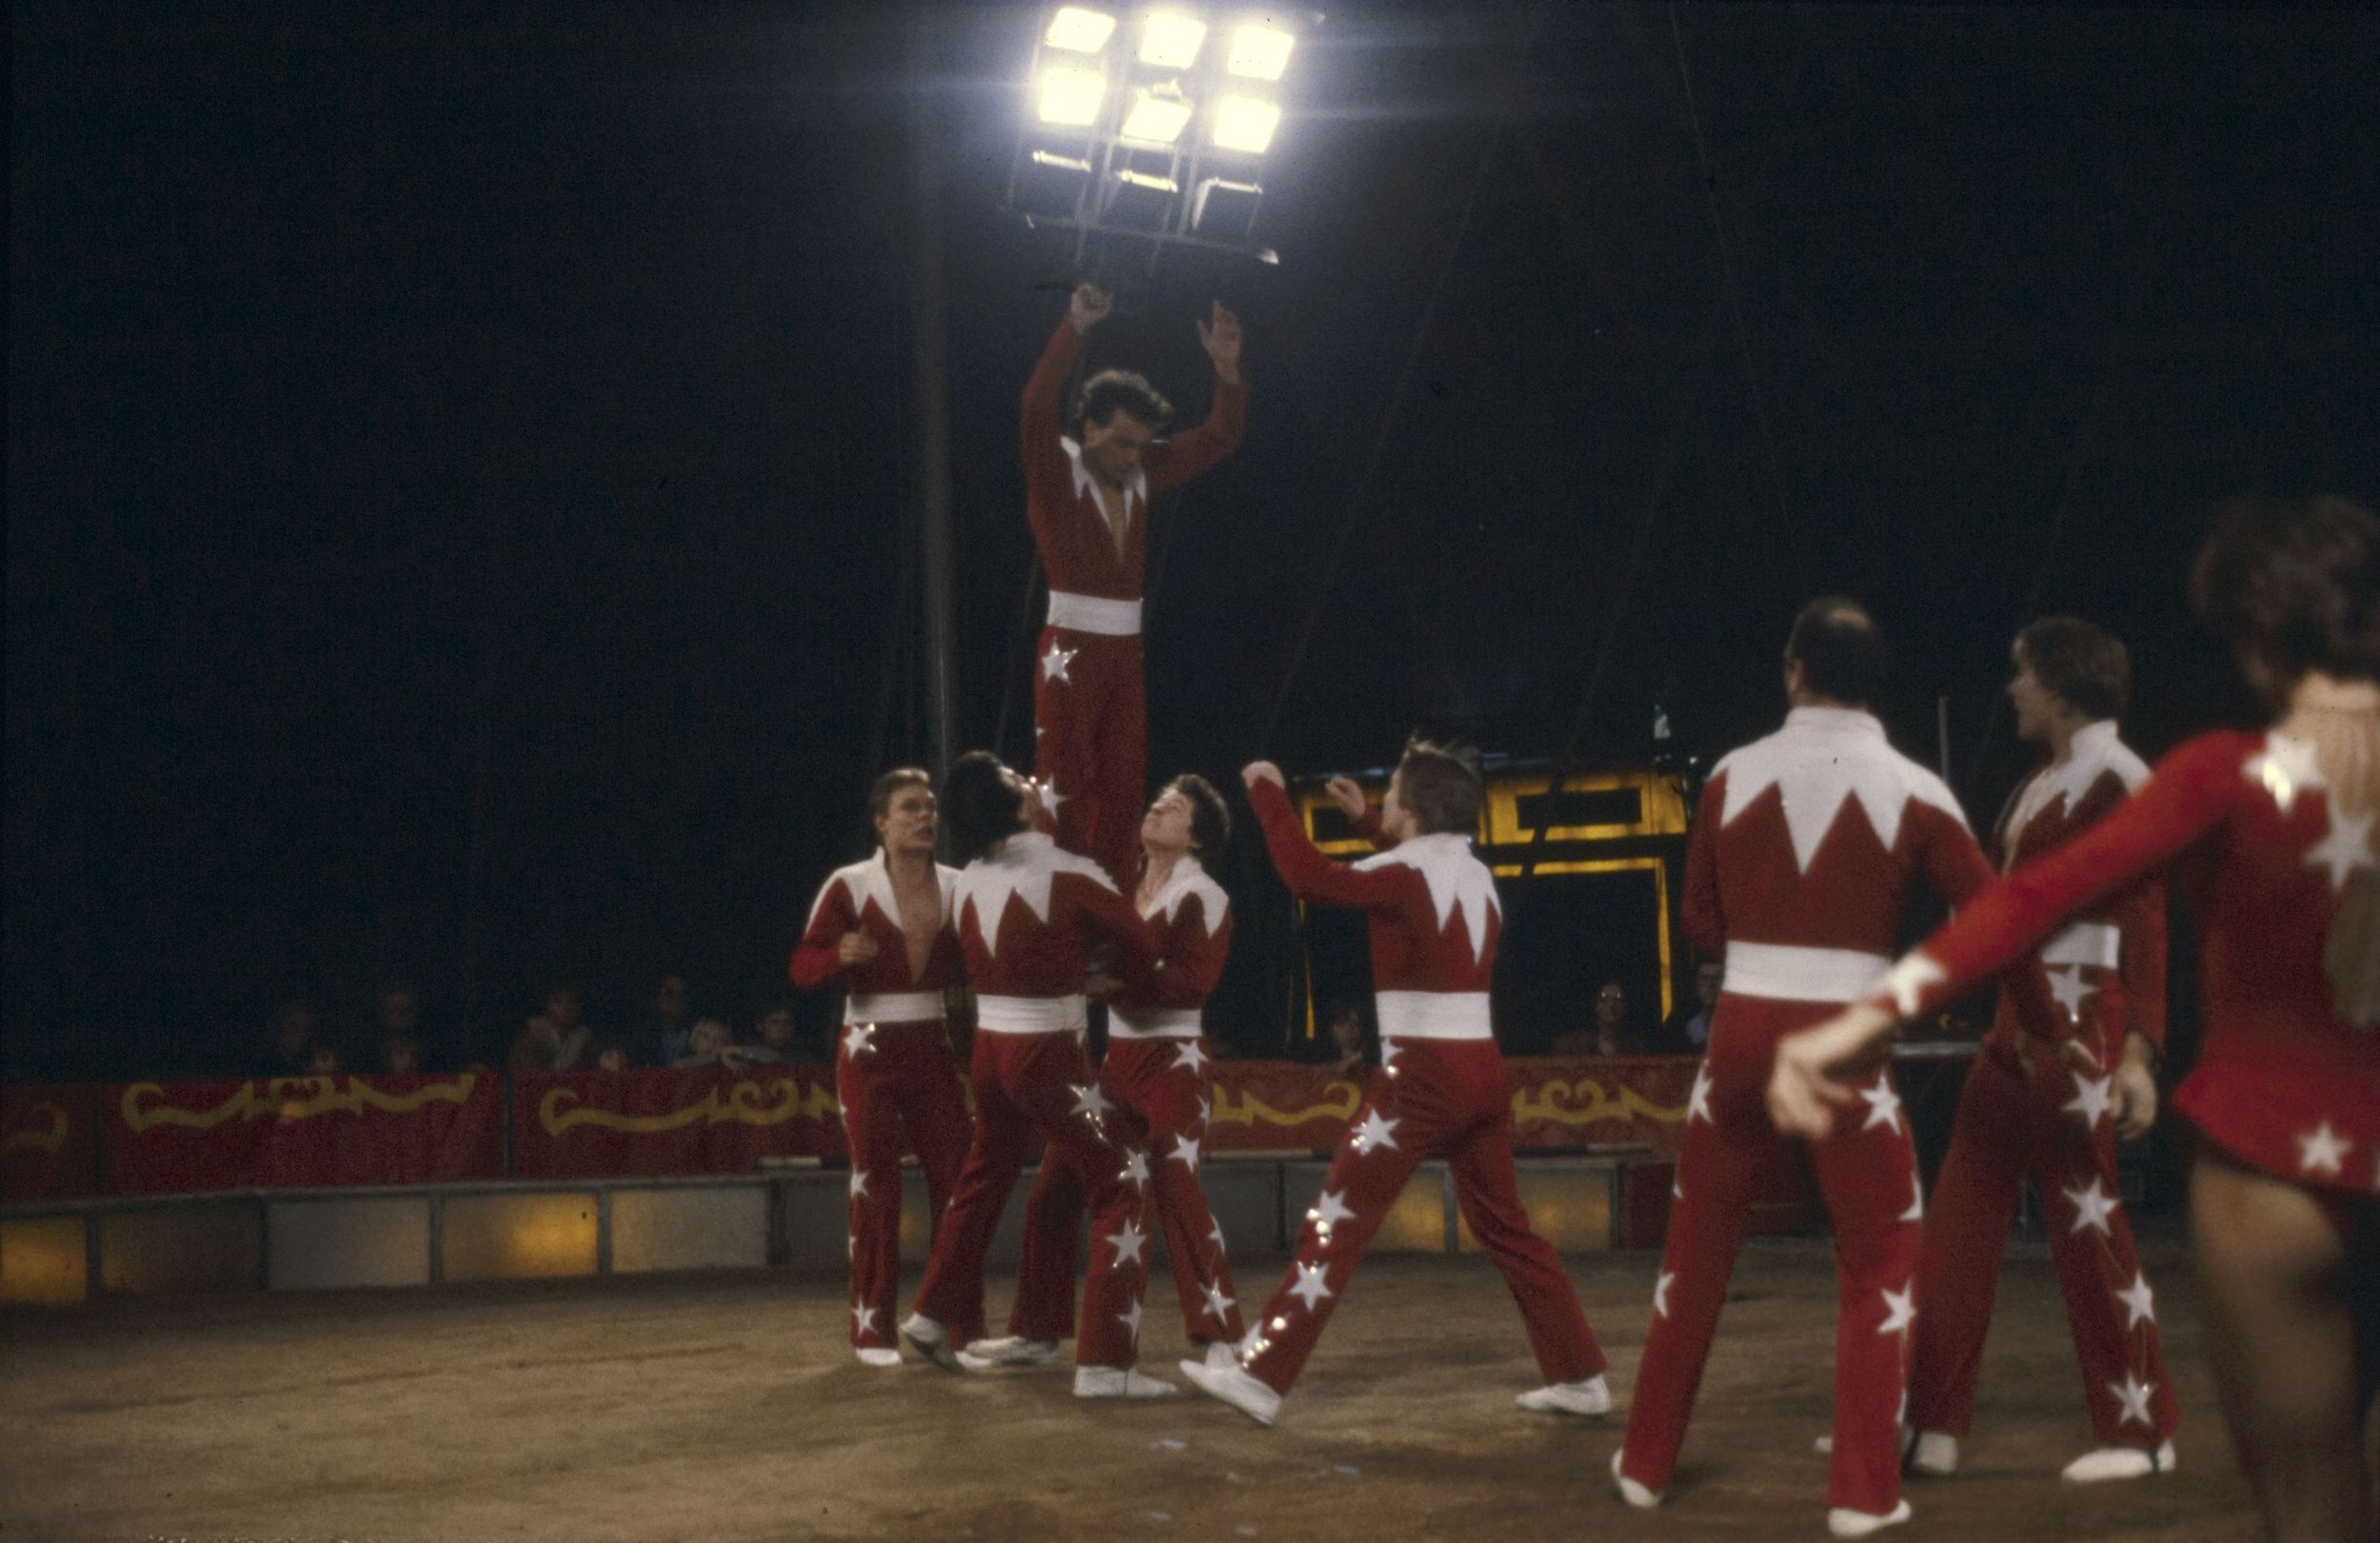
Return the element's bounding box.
[1619,705,2013,1518]
[1021,317,1245,888]
[790,853,977,1355]
[1236,778,1607,1396]
[1008,856,1247,1349]
[1910,720,2181,1451]
[1877,727,2380,1202]
[908,831,1164,1370]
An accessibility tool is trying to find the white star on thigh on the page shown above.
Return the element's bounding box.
[1041,642,1077,683]
[1120,1148,1152,1189]
[2045,964,2093,1021]
[848,1168,870,1199]
[1202,1279,1237,1322]
[1351,1109,1399,1155]
[2296,1120,2350,1177]
[843,1022,876,1058]
[2115,1272,2156,1330]
[1169,1134,1202,1174]
[1118,1297,1143,1342]
[1071,1080,1115,1120]
[2064,1176,2120,1236]
[2108,1372,2156,1428]
[2062,1070,2114,1129]
[1877,1281,1915,1337]
[1858,1073,1904,1135]
[1687,1064,1715,1124]
[852,1303,881,1336]
[1208,1217,1227,1251]
[1309,1189,1358,1231]
[1288,1260,1334,1312]
[1108,1217,1148,1268]
[1171,1040,1210,1075]
[1653,1271,1674,1319]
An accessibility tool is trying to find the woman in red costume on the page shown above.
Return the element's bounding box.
[1772,495,2379,1543]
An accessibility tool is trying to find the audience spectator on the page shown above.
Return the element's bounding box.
[670,1017,749,1069]
[1660,959,1723,1054]
[264,1000,323,1077]
[508,983,593,1071]
[739,1001,821,1064]
[306,1042,343,1077]
[634,974,696,1066]
[1552,981,1633,1057]
[1324,1003,1373,1078]
[379,1032,423,1077]
[589,1037,633,1072]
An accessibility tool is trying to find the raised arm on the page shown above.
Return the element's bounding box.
[1143,301,1246,497]
[1323,775,1393,850]
[1021,287,1104,499]
[1244,767,1412,912]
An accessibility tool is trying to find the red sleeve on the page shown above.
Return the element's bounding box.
[1073,875,1163,988]
[1249,779,1414,912]
[1895,735,2244,1018]
[1142,371,1245,498]
[1143,900,1232,1009]
[1911,798,2072,1038]
[1682,779,1725,959]
[1352,804,1394,849]
[1021,317,1084,522]
[789,874,856,990]
[2114,873,2170,1054]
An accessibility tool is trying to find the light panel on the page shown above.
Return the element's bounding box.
[1211,95,1280,154]
[1121,87,1195,145]
[1038,62,1108,127]
[1140,13,1207,69]
[1226,23,1295,80]
[1045,7,1118,52]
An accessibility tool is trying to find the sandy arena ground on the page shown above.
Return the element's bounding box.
[2,1235,2264,1542]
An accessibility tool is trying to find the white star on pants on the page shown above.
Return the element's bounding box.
[1309,1189,1358,1231]
[1119,1148,1152,1189]
[1858,1074,1904,1135]
[1169,1134,1202,1173]
[1652,1271,1674,1319]
[1202,1279,1237,1322]
[1288,1260,1334,1312]
[2108,1372,2156,1429]
[2046,964,2094,1021]
[1108,1218,1148,1268]
[1351,1109,1399,1155]
[2115,1272,2156,1330]
[2062,1070,2114,1129]
[1071,1081,1115,1120]
[848,1168,870,1199]
[1171,1039,1210,1075]
[1877,1282,1916,1337]
[2065,1177,2121,1236]
[1686,1065,1715,1125]
[1041,642,1078,683]
[852,1303,881,1336]
[2296,1120,2350,1177]
[843,1023,876,1058]
[1118,1297,1143,1342]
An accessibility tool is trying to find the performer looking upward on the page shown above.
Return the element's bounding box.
[900,752,1174,1399]
[1905,617,2181,1484]
[1773,497,2380,1543]
[975,774,1247,1371]
[1182,741,1609,1428]
[1024,283,1246,887]
[1613,597,2038,1540]
[789,769,976,1367]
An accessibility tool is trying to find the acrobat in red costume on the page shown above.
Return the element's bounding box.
[1183,751,1608,1427]
[901,759,1173,1396]
[1615,655,2033,1534]
[789,778,977,1367]
[999,849,1246,1360]
[1909,712,2182,1479]
[1022,285,1245,888]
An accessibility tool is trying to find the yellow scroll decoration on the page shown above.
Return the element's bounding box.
[1510,1076,1686,1128]
[1206,1079,1365,1130]
[120,1076,478,1134]
[2,1103,69,1157]
[539,1077,840,1137]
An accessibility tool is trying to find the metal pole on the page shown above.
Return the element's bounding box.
[907,5,958,790]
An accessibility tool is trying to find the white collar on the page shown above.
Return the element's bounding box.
[1059,437,1146,516]
[1784,704,1886,739]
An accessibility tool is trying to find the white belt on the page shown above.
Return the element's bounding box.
[1046,590,1142,637]
[1109,1007,1201,1039]
[1722,942,1892,1005]
[975,993,1088,1035]
[1376,990,1493,1041]
[843,990,946,1025]
[2039,921,2121,970]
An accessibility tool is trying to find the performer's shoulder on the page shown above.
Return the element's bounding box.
[1179,868,1231,922]
[1050,846,1123,892]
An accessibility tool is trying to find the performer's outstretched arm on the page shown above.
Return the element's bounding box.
[1021,286,1105,524]
[1322,776,1393,850]
[1143,301,1246,498]
[1244,767,1410,913]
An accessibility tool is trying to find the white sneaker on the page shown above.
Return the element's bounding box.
[1909,1431,1957,1476]
[899,1312,962,1373]
[1827,1499,1913,1538]
[1201,1340,1240,1371]
[962,1335,1061,1368]
[1180,1358,1281,1426]
[854,1347,902,1368]
[1516,1375,1612,1416]
[2061,1440,2173,1484]
[1074,1366,1178,1399]
[1610,1450,1662,1510]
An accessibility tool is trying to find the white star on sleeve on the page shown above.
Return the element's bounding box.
[1857,1075,1904,1136]
[2108,1372,2156,1429]
[2297,1121,2350,1177]
[1171,1039,1211,1075]
[1652,1271,1674,1319]
[2115,1272,2156,1330]
[2064,1177,2120,1236]
[1351,1109,1400,1155]
[1071,1080,1115,1120]
[1288,1260,1335,1312]
[1041,642,1077,683]
[1108,1218,1148,1269]
[2062,1071,2114,1130]
[1877,1281,1916,1337]
[1169,1134,1202,1174]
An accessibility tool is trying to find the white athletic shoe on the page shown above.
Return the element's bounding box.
[1827,1499,1913,1538]
[1180,1358,1281,1427]
[1074,1366,1178,1399]
[1516,1375,1612,1416]
[2061,1439,2174,1484]
[855,1347,902,1368]
[1908,1431,1957,1476]
[1201,1340,1240,1371]
[962,1335,1061,1368]
[1610,1450,1663,1510]
[899,1312,962,1373]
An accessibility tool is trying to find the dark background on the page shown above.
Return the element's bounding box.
[10,2,2377,1080]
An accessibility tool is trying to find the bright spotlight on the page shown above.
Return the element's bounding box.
[1140,13,1207,69]
[1045,8,1118,53]
[1038,62,1108,127]
[1121,86,1195,145]
[1226,24,1295,81]
[1210,95,1280,154]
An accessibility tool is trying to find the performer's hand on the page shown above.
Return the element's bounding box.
[1070,283,1113,332]
[1765,1002,1894,1139]
[2056,1033,2105,1078]
[2112,1033,2158,1141]
[837,931,881,967]
[1241,760,1285,791]
[1197,300,1243,385]
[1323,776,1368,821]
